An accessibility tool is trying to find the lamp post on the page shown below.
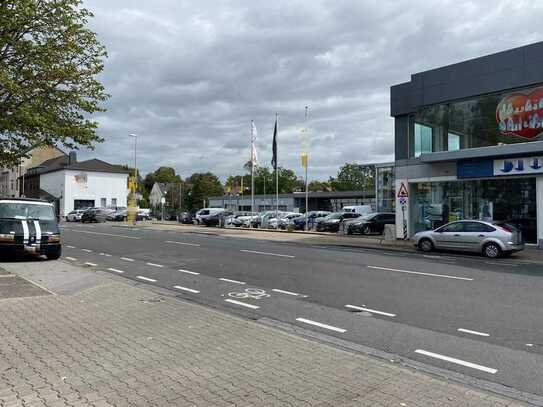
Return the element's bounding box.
[129,133,138,225]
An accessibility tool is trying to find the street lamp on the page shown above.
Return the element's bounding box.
[129,133,138,225]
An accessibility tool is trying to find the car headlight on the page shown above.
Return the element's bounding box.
[48,234,61,243]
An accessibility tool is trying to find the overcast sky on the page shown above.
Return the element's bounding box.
[79,0,542,181]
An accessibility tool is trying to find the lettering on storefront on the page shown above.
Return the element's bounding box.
[496,86,543,139]
[493,156,543,176]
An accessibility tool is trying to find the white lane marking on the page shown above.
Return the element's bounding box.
[457,328,490,337]
[219,278,246,285]
[224,299,259,309]
[296,318,346,333]
[84,262,97,267]
[81,249,93,253]
[526,344,534,347]
[137,276,156,282]
[65,257,77,261]
[272,288,302,296]
[99,253,112,257]
[68,229,141,239]
[345,304,396,317]
[173,285,200,294]
[165,240,201,247]
[240,249,295,258]
[107,268,125,274]
[121,257,134,262]
[146,262,164,268]
[485,261,519,267]
[178,269,200,275]
[414,349,497,374]
[367,265,473,281]
[66,245,75,249]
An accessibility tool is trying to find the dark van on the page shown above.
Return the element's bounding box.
[0,198,61,260]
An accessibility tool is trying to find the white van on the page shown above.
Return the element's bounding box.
[342,205,373,215]
[195,208,224,224]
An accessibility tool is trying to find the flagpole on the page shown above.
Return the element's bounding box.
[275,113,279,219]
[304,106,309,231]
[251,121,254,215]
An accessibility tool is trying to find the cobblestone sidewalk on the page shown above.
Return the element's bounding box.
[0,277,524,406]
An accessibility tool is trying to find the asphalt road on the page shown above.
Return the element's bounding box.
[56,222,543,403]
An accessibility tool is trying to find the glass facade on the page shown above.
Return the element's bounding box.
[409,84,543,157]
[376,166,395,212]
[410,178,537,243]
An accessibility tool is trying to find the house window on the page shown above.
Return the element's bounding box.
[448,132,460,151]
[100,198,107,207]
[111,198,117,208]
[414,123,433,157]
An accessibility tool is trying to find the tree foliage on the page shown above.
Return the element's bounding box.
[185,172,223,212]
[308,180,332,192]
[225,166,304,195]
[143,166,182,195]
[329,163,375,191]
[0,0,109,167]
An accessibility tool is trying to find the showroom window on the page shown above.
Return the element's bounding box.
[100,198,106,207]
[414,123,433,157]
[448,132,460,151]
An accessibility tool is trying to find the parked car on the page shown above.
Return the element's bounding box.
[194,208,224,225]
[81,208,109,223]
[315,212,361,233]
[347,212,396,235]
[0,198,62,260]
[413,220,524,258]
[503,217,537,244]
[66,209,85,222]
[267,212,300,229]
[292,211,330,230]
[342,205,373,215]
[202,210,234,227]
[107,209,127,221]
[178,212,193,224]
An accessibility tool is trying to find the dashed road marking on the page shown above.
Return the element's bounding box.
[68,229,141,239]
[224,299,259,309]
[66,245,75,249]
[179,269,200,275]
[84,262,97,267]
[65,257,77,261]
[137,276,156,282]
[485,261,519,267]
[367,265,473,281]
[295,318,346,333]
[99,253,112,257]
[173,285,200,294]
[219,278,246,285]
[165,240,201,247]
[414,349,497,374]
[107,268,125,274]
[345,304,396,317]
[81,249,93,253]
[457,328,490,337]
[146,262,163,268]
[121,257,135,262]
[272,288,303,296]
[240,249,295,258]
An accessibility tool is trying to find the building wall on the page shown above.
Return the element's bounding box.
[41,170,128,216]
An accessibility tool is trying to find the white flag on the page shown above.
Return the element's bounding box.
[251,120,258,165]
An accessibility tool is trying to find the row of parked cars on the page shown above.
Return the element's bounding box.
[65,207,151,223]
[187,206,396,235]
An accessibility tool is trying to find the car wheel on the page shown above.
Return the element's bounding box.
[483,242,501,258]
[46,247,62,260]
[362,225,371,235]
[418,238,434,252]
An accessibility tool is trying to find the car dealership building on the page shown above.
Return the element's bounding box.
[391,42,543,248]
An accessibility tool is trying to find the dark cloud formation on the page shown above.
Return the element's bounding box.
[79,0,543,180]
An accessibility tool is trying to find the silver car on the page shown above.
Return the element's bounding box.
[413,220,524,258]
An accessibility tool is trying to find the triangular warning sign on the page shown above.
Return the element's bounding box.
[397,182,408,198]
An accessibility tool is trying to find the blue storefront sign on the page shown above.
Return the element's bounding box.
[458,156,543,178]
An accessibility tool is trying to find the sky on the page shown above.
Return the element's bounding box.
[79,0,543,181]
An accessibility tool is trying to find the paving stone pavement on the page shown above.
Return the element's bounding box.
[0,278,526,407]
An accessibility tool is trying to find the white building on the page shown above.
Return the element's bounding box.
[24,153,129,217]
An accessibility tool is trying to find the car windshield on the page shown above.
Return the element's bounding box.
[325,213,342,220]
[0,202,55,221]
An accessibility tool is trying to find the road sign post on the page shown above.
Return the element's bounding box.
[397,182,409,240]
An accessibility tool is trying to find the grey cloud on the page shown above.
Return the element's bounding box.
[79,0,543,180]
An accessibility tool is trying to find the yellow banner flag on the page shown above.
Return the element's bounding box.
[301,153,308,168]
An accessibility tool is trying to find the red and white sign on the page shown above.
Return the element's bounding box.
[496,86,543,139]
[397,182,408,199]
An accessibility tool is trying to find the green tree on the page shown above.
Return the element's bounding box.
[329,163,375,191]
[143,166,182,195]
[308,180,332,192]
[0,0,109,167]
[185,172,223,212]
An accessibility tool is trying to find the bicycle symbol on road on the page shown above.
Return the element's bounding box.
[228,288,270,300]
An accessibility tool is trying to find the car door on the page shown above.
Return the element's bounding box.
[461,221,496,252]
[432,222,466,250]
